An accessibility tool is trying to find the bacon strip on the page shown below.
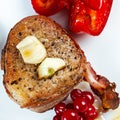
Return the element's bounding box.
[84,62,119,111]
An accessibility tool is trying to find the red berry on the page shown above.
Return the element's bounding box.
[61,109,80,120]
[82,91,94,105]
[53,115,61,120]
[78,113,86,120]
[74,97,89,113]
[53,89,98,120]
[70,89,82,101]
[66,103,74,109]
[85,105,98,119]
[54,102,66,115]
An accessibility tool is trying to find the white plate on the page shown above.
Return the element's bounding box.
[0,0,120,120]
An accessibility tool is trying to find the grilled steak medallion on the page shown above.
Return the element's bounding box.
[1,15,86,112]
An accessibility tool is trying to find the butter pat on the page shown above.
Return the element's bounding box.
[37,58,66,79]
[16,36,47,64]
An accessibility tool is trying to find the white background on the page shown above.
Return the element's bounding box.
[0,0,120,120]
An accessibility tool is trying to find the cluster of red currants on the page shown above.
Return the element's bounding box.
[53,89,98,120]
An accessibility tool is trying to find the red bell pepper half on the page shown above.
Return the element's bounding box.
[69,0,113,36]
[82,0,102,10]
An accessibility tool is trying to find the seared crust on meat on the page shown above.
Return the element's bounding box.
[1,15,86,112]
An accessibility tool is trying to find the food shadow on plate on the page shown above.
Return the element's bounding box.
[0,25,6,60]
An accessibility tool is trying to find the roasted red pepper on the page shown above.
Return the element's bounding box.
[82,0,102,10]
[31,0,113,36]
[69,0,113,35]
[31,0,70,16]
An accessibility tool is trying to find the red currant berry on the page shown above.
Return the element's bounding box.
[70,89,82,101]
[53,115,61,120]
[80,117,85,120]
[66,103,74,109]
[74,97,89,113]
[82,91,94,105]
[54,102,66,115]
[85,105,98,119]
[79,112,86,119]
[61,109,80,120]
